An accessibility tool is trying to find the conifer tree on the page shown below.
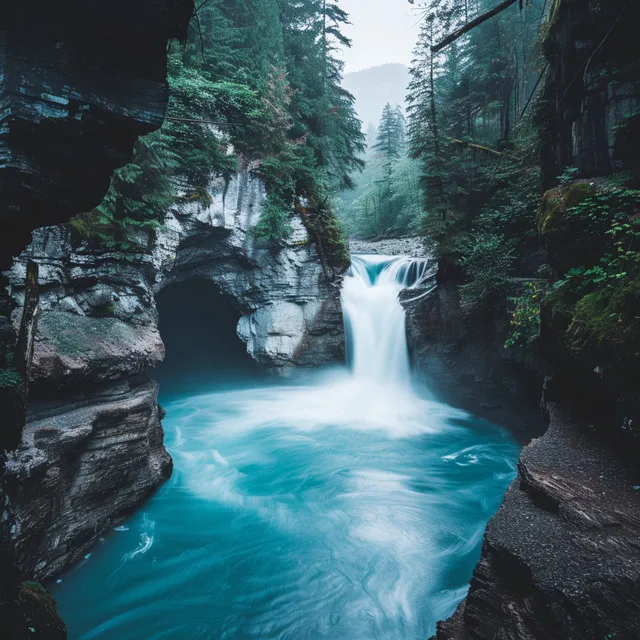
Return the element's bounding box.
[80,0,364,270]
[374,103,405,163]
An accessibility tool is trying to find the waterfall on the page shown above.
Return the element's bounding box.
[54,250,519,640]
[341,254,435,387]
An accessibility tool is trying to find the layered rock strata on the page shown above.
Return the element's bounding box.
[1,2,194,636]
[0,0,192,266]
[3,167,344,582]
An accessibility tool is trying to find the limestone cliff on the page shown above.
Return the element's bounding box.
[3,166,344,583]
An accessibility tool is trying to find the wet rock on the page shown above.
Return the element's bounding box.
[8,168,344,380]
[405,281,547,444]
[3,166,344,582]
[541,0,640,186]
[16,582,67,639]
[0,0,193,269]
[349,236,429,258]
[1,1,194,633]
[4,378,170,581]
[432,401,640,640]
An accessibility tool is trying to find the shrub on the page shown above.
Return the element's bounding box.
[505,282,544,349]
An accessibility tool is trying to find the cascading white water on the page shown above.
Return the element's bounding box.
[341,254,435,386]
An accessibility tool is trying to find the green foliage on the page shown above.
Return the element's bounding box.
[73,0,362,268]
[565,185,640,237]
[457,232,516,311]
[374,104,406,161]
[566,277,640,359]
[339,105,421,238]
[404,0,548,321]
[252,148,308,241]
[253,196,295,242]
[538,182,594,235]
[549,181,640,362]
[422,127,543,314]
[280,0,365,189]
[402,0,639,371]
[303,195,351,272]
[505,282,544,349]
[557,166,579,185]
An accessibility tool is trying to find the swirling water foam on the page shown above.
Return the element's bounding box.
[52,255,518,639]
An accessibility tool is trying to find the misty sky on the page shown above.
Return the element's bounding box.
[339,0,420,73]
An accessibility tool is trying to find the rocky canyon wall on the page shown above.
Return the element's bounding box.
[431,1,640,638]
[3,166,344,584]
[0,1,194,636]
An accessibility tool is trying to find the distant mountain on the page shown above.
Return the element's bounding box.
[343,63,410,131]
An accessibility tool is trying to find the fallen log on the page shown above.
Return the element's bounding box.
[431,0,519,53]
[450,138,523,162]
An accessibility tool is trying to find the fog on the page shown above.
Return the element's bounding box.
[339,0,420,72]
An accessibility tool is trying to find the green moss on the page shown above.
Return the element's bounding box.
[20,581,67,638]
[23,582,48,598]
[565,182,598,207]
[0,367,22,390]
[566,276,640,360]
[538,188,566,234]
[37,312,147,363]
[538,182,599,235]
[69,212,106,241]
[92,301,116,318]
[316,212,351,272]
[298,199,351,274]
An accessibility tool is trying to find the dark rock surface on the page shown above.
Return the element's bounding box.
[0,0,192,268]
[15,581,67,639]
[432,400,640,640]
[2,165,344,584]
[541,0,640,186]
[5,378,171,581]
[405,282,547,444]
[0,2,194,636]
[431,3,640,637]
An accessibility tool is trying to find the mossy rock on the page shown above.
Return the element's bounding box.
[537,181,599,237]
[566,275,640,363]
[0,366,22,390]
[18,581,67,639]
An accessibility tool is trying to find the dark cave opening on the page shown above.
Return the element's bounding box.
[154,278,260,397]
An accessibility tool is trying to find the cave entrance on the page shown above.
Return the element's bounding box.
[154,278,260,397]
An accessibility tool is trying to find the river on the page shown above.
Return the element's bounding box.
[52,255,518,639]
